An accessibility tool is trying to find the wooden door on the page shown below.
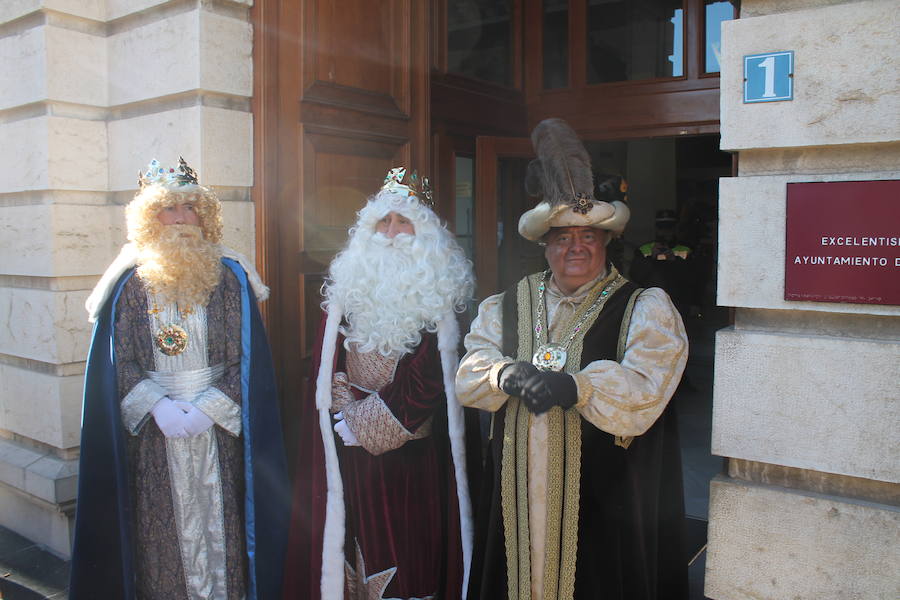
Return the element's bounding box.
[253,0,431,444]
[473,136,543,299]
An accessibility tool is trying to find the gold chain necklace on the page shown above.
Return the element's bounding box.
[531,270,624,371]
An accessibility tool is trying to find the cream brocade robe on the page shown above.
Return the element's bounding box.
[455,273,688,600]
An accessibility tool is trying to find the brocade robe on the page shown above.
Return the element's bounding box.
[457,267,689,600]
[116,270,247,599]
[70,256,289,600]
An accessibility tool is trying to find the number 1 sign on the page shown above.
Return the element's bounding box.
[744,51,793,103]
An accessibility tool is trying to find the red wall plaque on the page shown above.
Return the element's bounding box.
[785,180,900,305]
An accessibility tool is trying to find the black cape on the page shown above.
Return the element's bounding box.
[68,259,290,600]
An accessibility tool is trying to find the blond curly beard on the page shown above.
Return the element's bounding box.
[136,224,222,307]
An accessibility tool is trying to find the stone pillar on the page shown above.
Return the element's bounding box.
[0,0,254,559]
[707,1,899,598]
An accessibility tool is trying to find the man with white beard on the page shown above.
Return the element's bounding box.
[283,168,476,600]
[69,158,289,600]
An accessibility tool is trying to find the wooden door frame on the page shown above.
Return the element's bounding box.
[474,135,533,299]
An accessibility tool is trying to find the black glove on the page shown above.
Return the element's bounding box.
[519,371,578,415]
[497,361,540,397]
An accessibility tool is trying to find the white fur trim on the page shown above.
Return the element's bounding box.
[85,244,139,323]
[218,246,270,301]
[518,199,629,241]
[84,244,268,323]
[437,313,473,599]
[316,307,470,599]
[316,307,346,600]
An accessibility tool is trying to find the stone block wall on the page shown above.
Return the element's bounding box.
[708,1,900,598]
[0,0,255,558]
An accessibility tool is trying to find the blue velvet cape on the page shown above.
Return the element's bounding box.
[68,259,289,600]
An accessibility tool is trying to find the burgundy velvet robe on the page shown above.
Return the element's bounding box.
[284,315,463,599]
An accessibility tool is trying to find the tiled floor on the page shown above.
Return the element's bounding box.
[0,526,68,599]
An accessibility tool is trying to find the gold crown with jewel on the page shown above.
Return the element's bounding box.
[138,156,200,190]
[380,167,434,209]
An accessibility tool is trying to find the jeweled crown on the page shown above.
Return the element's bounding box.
[380,167,434,209]
[138,157,200,189]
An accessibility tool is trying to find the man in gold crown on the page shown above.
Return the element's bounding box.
[457,119,690,600]
[283,168,476,600]
[69,158,289,600]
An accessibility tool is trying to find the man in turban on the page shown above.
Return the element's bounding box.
[458,120,690,600]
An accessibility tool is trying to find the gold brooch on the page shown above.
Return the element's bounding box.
[155,324,188,356]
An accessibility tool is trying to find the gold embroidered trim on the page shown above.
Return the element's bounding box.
[541,406,564,600]
[564,270,627,373]
[559,408,582,595]
[501,397,520,600]
[502,271,633,600]
[500,276,536,600]
[617,287,644,363]
[515,396,531,597]
[615,435,634,449]
[537,269,628,600]
[572,372,593,409]
[613,288,644,451]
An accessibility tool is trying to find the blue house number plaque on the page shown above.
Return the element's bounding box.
[744,51,794,103]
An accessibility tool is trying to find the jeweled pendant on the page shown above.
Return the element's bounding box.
[532,343,567,372]
[155,324,188,356]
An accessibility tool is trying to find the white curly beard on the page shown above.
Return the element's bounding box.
[325,232,471,356]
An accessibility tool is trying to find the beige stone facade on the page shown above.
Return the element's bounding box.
[0,0,254,558]
[708,1,900,597]
[1,1,897,594]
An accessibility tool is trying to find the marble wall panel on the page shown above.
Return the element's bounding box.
[706,478,900,600]
[713,327,900,483]
[721,0,899,150]
[0,364,83,449]
[0,204,124,278]
[107,10,199,106]
[0,287,91,364]
[0,25,45,110]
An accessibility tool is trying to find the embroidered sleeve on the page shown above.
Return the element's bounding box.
[456,293,513,412]
[341,393,431,456]
[194,387,242,436]
[574,288,688,437]
[120,378,168,435]
[331,372,355,414]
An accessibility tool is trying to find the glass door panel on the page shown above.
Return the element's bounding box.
[586,0,685,83]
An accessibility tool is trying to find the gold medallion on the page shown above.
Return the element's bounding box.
[155,324,188,356]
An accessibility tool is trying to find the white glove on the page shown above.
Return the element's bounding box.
[333,412,360,447]
[151,397,189,438]
[180,404,215,436]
